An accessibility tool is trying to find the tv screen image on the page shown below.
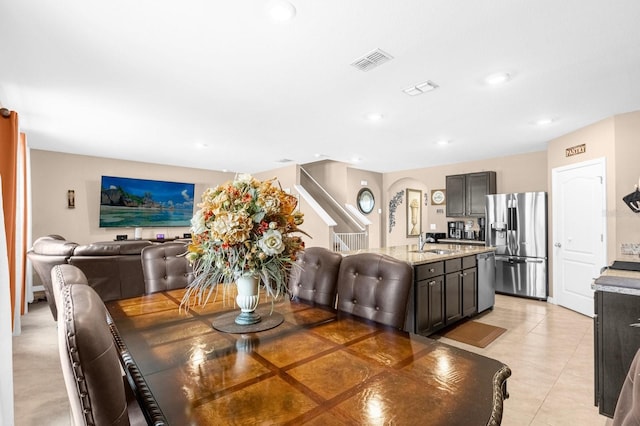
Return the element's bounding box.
[100,176,195,228]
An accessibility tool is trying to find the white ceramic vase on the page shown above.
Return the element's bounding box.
[235,274,261,325]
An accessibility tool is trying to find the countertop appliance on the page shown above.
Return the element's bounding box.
[424,232,447,243]
[478,217,486,241]
[448,221,462,239]
[486,191,548,299]
[477,251,496,313]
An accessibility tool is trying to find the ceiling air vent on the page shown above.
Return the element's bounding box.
[276,158,294,163]
[402,80,439,96]
[350,48,394,72]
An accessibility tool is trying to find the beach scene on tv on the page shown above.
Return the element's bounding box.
[100,176,195,228]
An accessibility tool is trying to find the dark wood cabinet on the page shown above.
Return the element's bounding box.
[407,256,479,336]
[445,272,462,323]
[595,290,640,418]
[462,266,478,317]
[416,275,445,334]
[445,258,463,324]
[414,262,445,335]
[445,171,496,217]
[445,175,466,217]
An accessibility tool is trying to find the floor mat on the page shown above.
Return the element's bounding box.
[437,320,507,348]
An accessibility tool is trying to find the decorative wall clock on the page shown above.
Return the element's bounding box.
[431,189,446,205]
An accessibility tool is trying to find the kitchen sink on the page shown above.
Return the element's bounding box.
[426,249,454,255]
[409,248,454,255]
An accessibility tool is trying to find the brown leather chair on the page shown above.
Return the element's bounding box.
[141,242,193,294]
[289,247,343,306]
[613,347,640,425]
[27,235,79,319]
[336,253,413,329]
[57,283,150,425]
[51,264,88,316]
[69,240,153,300]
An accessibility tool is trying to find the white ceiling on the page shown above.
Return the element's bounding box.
[2,1,640,174]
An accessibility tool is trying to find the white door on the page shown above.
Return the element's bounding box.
[552,158,607,317]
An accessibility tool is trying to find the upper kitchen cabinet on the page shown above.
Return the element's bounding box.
[446,171,496,217]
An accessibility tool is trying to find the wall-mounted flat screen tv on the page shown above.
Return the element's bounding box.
[100,176,195,228]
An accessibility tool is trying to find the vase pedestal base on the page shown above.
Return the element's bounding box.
[211,307,284,334]
[235,311,262,325]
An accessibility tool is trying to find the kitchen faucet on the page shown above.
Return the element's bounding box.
[417,233,428,251]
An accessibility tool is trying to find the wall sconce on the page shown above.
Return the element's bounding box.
[67,190,75,208]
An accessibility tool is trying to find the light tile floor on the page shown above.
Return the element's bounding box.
[434,294,611,426]
[13,295,613,425]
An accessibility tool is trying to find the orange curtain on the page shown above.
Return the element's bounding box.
[0,111,19,329]
[19,132,28,315]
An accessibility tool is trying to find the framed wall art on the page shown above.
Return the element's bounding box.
[406,188,422,237]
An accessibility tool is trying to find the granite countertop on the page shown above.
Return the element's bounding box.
[437,238,486,246]
[593,264,640,295]
[343,243,495,266]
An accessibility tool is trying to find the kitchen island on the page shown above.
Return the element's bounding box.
[593,262,640,418]
[343,243,496,336]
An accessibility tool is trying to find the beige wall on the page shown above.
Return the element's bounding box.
[545,110,640,297]
[30,150,233,245]
[346,168,383,248]
[30,110,640,270]
[382,151,548,247]
[614,112,640,257]
[253,164,323,249]
[546,117,617,290]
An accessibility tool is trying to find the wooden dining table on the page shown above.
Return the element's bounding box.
[105,289,511,426]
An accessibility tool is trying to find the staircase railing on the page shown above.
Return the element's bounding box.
[333,231,368,252]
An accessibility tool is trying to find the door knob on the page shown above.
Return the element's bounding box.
[554,242,562,248]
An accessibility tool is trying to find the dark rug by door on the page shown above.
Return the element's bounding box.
[437,320,507,348]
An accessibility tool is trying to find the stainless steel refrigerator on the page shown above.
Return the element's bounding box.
[485,192,548,300]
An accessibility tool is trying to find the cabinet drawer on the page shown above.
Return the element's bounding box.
[462,255,476,270]
[445,258,462,273]
[416,262,444,280]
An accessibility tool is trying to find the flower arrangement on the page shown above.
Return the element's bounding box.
[182,174,306,308]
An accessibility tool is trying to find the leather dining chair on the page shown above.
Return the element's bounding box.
[51,264,89,316]
[288,247,343,307]
[57,283,151,426]
[141,242,193,294]
[27,234,79,320]
[336,252,413,329]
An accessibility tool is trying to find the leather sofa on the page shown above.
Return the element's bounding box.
[28,235,160,319]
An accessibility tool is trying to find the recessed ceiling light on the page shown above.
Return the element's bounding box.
[402,80,439,96]
[535,118,554,126]
[485,72,511,86]
[266,0,297,22]
[366,112,383,121]
[436,139,450,146]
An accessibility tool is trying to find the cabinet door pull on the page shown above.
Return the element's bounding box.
[429,268,435,273]
[629,323,640,328]
[429,280,436,286]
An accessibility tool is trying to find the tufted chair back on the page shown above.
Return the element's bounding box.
[288,247,343,307]
[141,242,193,294]
[51,264,88,317]
[27,235,79,319]
[58,284,146,426]
[336,253,413,329]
